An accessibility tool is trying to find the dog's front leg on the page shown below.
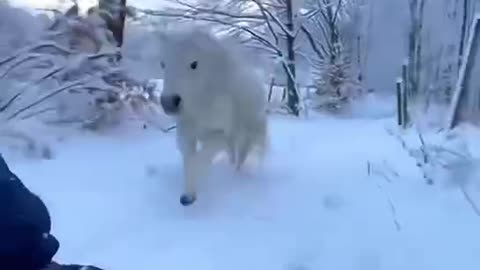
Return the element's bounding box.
[180,134,226,206]
[176,126,198,206]
[235,133,254,171]
[181,147,198,206]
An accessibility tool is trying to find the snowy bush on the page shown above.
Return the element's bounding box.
[0,3,171,158]
[0,4,165,131]
[311,59,364,113]
[304,0,367,114]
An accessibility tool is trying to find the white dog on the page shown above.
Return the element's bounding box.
[159,27,268,206]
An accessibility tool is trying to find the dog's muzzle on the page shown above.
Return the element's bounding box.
[160,94,182,115]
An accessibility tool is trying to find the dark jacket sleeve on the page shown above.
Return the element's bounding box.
[0,154,59,270]
[44,262,105,270]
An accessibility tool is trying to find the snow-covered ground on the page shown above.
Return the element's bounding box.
[4,112,480,270]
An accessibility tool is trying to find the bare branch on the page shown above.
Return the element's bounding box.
[461,188,480,217]
[252,0,292,37]
[332,0,344,24]
[135,9,282,54]
[300,25,326,61]
[8,80,86,120]
[0,93,22,113]
[173,0,263,20]
[251,0,280,45]
[0,54,50,79]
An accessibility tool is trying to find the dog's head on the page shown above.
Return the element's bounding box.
[159,26,234,117]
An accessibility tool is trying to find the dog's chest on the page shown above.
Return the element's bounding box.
[191,102,233,131]
[181,116,232,143]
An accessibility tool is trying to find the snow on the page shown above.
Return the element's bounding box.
[3,113,480,270]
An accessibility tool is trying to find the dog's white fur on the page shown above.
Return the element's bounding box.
[160,27,268,204]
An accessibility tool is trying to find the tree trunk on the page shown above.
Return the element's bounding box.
[357,35,362,82]
[414,0,425,98]
[116,0,127,47]
[407,0,425,98]
[407,26,416,97]
[285,0,300,116]
[458,0,468,71]
[99,0,127,47]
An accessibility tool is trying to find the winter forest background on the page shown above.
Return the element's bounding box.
[2,0,480,269]
[3,0,480,125]
[2,0,480,126]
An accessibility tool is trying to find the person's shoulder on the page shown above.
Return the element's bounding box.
[0,154,16,182]
[0,153,52,233]
[0,154,23,214]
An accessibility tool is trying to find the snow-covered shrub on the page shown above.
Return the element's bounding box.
[0,3,172,159]
[0,4,166,132]
[304,0,367,114]
[311,56,364,113]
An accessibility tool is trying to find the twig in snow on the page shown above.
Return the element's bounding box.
[367,160,399,183]
[386,196,402,231]
[367,161,402,232]
[461,188,480,217]
[387,127,434,185]
[387,127,480,219]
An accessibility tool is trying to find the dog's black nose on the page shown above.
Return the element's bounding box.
[160,94,182,114]
[180,193,196,206]
[172,95,181,107]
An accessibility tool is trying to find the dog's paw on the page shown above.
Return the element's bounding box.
[180,193,197,206]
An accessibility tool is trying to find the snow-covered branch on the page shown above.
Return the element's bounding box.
[251,0,293,38]
[135,8,283,55]
[174,0,264,21]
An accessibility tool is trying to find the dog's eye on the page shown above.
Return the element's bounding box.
[160,61,165,69]
[190,61,198,70]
